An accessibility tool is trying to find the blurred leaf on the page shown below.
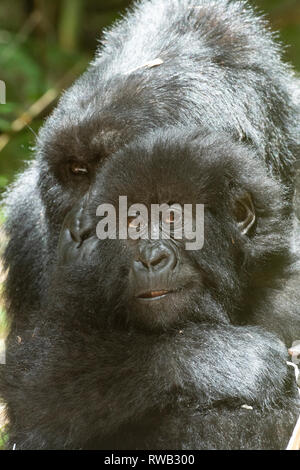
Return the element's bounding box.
[0,176,8,188]
[0,119,10,132]
[0,43,45,102]
[0,428,8,450]
[0,102,18,114]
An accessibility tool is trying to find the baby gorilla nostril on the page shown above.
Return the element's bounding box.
[151,253,168,268]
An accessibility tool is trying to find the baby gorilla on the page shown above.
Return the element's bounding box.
[2,129,300,449]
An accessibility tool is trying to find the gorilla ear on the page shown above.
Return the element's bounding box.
[233,192,256,235]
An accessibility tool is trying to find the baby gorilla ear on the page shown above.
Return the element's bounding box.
[233,192,256,235]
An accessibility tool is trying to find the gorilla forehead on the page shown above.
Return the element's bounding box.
[91,128,268,207]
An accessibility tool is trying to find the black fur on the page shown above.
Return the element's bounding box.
[1,0,300,450]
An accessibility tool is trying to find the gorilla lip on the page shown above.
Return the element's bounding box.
[137,290,170,301]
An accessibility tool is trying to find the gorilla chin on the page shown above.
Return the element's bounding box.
[129,286,213,332]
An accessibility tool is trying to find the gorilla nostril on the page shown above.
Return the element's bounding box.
[62,205,95,246]
[139,259,149,269]
[67,227,81,244]
[68,225,92,246]
[150,253,168,269]
[80,228,94,242]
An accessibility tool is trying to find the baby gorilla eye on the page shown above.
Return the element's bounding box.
[69,162,89,176]
[128,216,139,228]
[164,212,175,224]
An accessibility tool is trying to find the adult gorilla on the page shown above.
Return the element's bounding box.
[0,0,300,450]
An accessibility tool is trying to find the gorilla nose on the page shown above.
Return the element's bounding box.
[134,243,177,274]
[64,205,94,244]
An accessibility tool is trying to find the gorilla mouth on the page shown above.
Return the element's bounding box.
[137,290,170,301]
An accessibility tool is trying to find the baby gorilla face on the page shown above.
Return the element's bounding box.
[55,130,259,331]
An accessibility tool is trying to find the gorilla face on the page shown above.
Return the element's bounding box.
[50,128,288,332]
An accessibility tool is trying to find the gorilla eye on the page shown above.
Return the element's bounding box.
[233,193,256,235]
[164,212,175,224]
[128,216,140,228]
[69,162,89,176]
